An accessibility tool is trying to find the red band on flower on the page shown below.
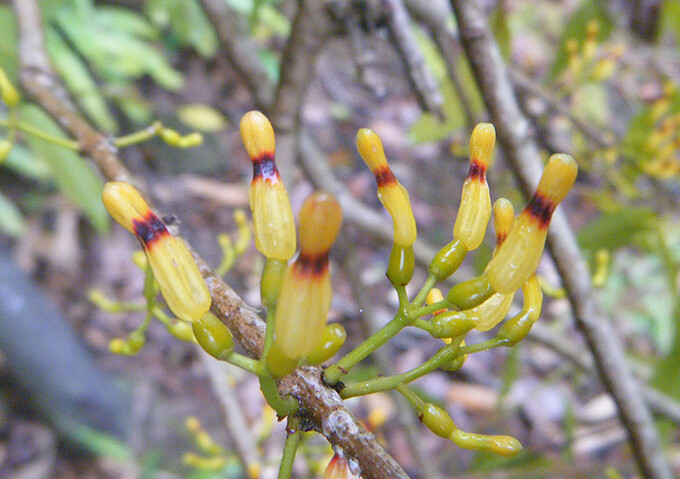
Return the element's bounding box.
[373,165,397,187]
[252,152,279,182]
[467,159,487,180]
[132,212,170,247]
[294,253,330,277]
[526,193,555,227]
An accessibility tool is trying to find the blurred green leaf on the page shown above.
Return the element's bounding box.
[660,0,680,43]
[0,189,25,237]
[2,144,52,180]
[96,7,158,40]
[146,0,218,57]
[0,5,18,81]
[178,104,228,133]
[20,105,109,232]
[548,1,613,79]
[577,207,656,252]
[46,28,119,133]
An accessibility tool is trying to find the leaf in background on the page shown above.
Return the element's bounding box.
[55,7,183,91]
[548,1,613,79]
[95,7,158,40]
[0,189,26,237]
[1,144,51,181]
[660,0,680,43]
[46,28,119,133]
[577,207,656,252]
[177,104,228,133]
[0,5,18,81]
[620,106,655,161]
[146,0,218,57]
[20,105,109,233]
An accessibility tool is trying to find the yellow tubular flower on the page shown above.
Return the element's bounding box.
[356,128,416,247]
[240,111,296,260]
[267,192,343,377]
[466,291,514,332]
[497,274,543,345]
[487,154,578,294]
[453,123,495,250]
[102,182,211,322]
[492,197,514,251]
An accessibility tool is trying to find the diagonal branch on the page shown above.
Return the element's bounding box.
[449,2,671,478]
[12,1,408,477]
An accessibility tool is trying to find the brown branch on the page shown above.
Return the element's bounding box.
[12,1,408,477]
[198,0,274,109]
[383,0,444,118]
[449,2,671,478]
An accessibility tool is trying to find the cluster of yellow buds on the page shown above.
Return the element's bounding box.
[102,181,211,322]
[564,19,624,83]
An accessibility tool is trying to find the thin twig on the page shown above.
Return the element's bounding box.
[198,0,274,109]
[12,1,408,477]
[449,2,671,478]
[383,0,444,118]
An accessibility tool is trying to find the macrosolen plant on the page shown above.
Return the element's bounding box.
[101,110,577,477]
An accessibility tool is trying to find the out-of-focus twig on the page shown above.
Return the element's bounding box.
[13,1,409,476]
[383,0,444,118]
[198,0,274,109]
[449,2,671,478]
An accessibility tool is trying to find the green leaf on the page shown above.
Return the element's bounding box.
[20,105,109,232]
[46,28,119,133]
[548,1,613,79]
[0,5,18,81]
[95,7,158,40]
[2,144,52,180]
[177,104,228,132]
[660,0,680,43]
[577,207,656,252]
[0,189,25,237]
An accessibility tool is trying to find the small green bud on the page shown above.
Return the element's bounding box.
[305,323,346,365]
[387,244,414,286]
[421,403,456,438]
[260,258,287,309]
[192,312,234,360]
[446,274,494,310]
[429,239,468,280]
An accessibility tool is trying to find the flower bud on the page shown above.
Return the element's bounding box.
[102,181,211,322]
[421,403,456,438]
[453,123,494,250]
[356,128,416,247]
[492,198,514,249]
[192,312,234,360]
[267,192,343,377]
[428,239,468,281]
[497,274,542,345]
[387,245,414,286]
[426,288,447,316]
[305,323,346,365]
[446,274,494,310]
[467,290,514,332]
[0,67,20,106]
[449,429,522,457]
[240,111,296,260]
[487,154,577,293]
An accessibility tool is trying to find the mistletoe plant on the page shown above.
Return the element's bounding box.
[101,110,577,478]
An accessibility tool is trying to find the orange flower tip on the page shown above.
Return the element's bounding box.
[527,154,578,227]
[298,191,343,255]
[469,123,496,169]
[356,128,388,172]
[240,110,275,162]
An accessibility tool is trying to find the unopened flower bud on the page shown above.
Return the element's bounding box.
[453,123,495,250]
[357,128,416,247]
[267,192,343,377]
[0,67,20,106]
[240,111,296,260]
[305,323,346,365]
[487,154,577,293]
[492,198,514,249]
[102,181,211,322]
[497,274,542,345]
[192,312,234,360]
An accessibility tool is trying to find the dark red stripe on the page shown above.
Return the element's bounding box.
[467,159,486,180]
[373,165,396,187]
[294,252,329,278]
[252,152,280,182]
[496,232,507,246]
[526,193,555,227]
[133,212,170,247]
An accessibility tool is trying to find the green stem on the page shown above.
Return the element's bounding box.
[411,274,437,308]
[113,123,159,148]
[409,299,451,319]
[324,312,411,385]
[340,341,461,398]
[277,423,302,479]
[396,383,423,411]
[0,118,80,150]
[395,284,409,310]
[225,352,262,375]
[457,338,506,356]
[412,318,438,335]
[259,376,298,418]
[262,308,276,361]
